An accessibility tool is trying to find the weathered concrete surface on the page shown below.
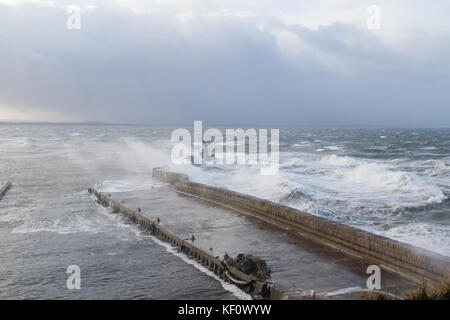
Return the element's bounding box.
[153,167,450,288]
[0,181,11,200]
[108,181,416,299]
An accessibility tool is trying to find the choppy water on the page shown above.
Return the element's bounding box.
[191,128,450,256]
[0,124,449,298]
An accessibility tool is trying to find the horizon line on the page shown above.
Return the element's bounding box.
[1,121,450,129]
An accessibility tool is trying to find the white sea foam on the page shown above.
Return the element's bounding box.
[424,161,450,177]
[100,178,162,193]
[320,155,356,167]
[2,137,32,147]
[10,195,142,237]
[227,170,297,202]
[0,212,23,223]
[186,148,449,255]
[150,236,252,300]
[325,286,364,296]
[341,163,410,188]
[291,200,316,212]
[434,161,450,175]
[336,163,446,205]
[292,142,310,148]
[383,222,450,256]
[324,146,343,151]
[279,158,306,169]
[368,146,388,151]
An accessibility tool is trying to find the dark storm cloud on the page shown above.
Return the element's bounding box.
[0,3,449,126]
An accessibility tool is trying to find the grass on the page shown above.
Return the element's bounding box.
[362,278,450,300]
[404,281,429,300]
[361,291,396,300]
[430,279,450,299]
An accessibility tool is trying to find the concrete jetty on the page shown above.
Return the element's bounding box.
[0,181,11,200]
[90,187,287,300]
[106,183,417,298]
[152,167,450,288]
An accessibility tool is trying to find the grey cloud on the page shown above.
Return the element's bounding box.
[0,4,449,127]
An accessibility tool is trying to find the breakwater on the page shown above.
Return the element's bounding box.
[153,167,450,287]
[0,181,11,200]
[90,188,287,300]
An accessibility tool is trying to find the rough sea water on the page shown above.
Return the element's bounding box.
[0,124,449,299]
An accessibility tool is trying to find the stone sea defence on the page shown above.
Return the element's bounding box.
[91,187,287,300]
[152,167,450,287]
[0,181,11,200]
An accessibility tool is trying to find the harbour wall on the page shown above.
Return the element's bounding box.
[153,167,450,287]
[92,188,287,300]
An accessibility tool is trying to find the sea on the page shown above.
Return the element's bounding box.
[0,124,449,299]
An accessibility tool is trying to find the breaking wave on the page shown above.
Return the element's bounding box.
[151,236,252,300]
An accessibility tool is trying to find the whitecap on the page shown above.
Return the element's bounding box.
[151,236,252,300]
[320,155,357,167]
[280,158,305,169]
[336,162,447,206]
[383,223,450,256]
[100,179,163,193]
[425,161,450,176]
[324,146,343,151]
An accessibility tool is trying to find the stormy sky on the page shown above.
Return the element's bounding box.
[0,0,449,127]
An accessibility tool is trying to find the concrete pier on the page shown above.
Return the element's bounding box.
[91,188,287,300]
[0,181,11,200]
[99,180,418,298]
[152,167,450,288]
